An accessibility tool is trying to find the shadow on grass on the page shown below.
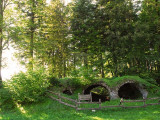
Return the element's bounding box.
[1,98,160,120]
[0,103,30,120]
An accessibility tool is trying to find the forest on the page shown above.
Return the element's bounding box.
[0,0,160,82]
[0,0,160,119]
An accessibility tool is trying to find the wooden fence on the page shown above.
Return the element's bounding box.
[47,91,160,111]
[120,97,160,108]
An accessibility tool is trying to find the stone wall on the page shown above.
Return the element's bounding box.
[83,80,148,100]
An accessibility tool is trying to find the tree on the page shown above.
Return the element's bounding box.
[70,0,98,76]
[0,0,12,88]
[136,0,160,81]
[13,0,46,70]
[35,0,69,78]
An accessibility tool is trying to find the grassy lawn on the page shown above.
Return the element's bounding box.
[1,93,160,120]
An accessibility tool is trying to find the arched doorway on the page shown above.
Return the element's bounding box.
[83,83,110,102]
[118,83,142,99]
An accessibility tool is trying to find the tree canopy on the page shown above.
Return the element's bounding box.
[0,0,160,85]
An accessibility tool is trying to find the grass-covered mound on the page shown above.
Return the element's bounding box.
[81,76,160,99]
[102,76,157,87]
[49,76,160,97]
[101,76,160,96]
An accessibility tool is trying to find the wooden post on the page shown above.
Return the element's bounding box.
[121,101,123,107]
[90,92,92,102]
[59,93,61,102]
[99,99,101,109]
[76,99,79,111]
[143,98,146,107]
[78,93,80,107]
[119,98,124,107]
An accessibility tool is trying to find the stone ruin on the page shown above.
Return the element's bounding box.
[83,80,148,101]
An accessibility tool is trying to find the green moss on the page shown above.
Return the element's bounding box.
[57,76,160,96]
[100,76,160,95]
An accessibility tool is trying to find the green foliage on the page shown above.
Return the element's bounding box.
[91,86,109,96]
[59,77,82,89]
[70,66,100,88]
[0,87,15,110]
[48,75,60,86]
[102,76,160,95]
[7,69,50,103]
[8,0,160,84]
[71,66,98,80]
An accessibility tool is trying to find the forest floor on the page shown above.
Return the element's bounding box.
[1,90,160,120]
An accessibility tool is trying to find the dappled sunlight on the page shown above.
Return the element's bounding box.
[92,116,104,120]
[139,111,149,115]
[16,103,27,114]
[39,113,49,120]
[75,112,85,117]
[15,103,32,118]
[0,117,2,120]
[153,111,160,114]
[138,119,151,120]
[91,117,119,120]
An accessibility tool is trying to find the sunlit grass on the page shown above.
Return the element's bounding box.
[1,96,160,120]
[1,89,160,120]
[91,116,104,120]
[16,103,27,114]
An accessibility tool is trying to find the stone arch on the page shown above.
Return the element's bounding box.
[83,82,111,102]
[111,80,148,100]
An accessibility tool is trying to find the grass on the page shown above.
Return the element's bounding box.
[1,92,160,120]
[99,76,160,95]
[102,76,155,87]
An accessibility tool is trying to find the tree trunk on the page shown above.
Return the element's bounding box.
[63,59,66,77]
[83,51,88,68]
[0,0,3,88]
[100,53,104,78]
[29,0,35,70]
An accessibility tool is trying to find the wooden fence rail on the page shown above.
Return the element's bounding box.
[47,91,77,108]
[121,97,160,108]
[47,91,160,111]
[147,97,160,100]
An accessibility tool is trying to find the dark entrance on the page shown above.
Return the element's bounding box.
[118,83,142,99]
[84,85,110,102]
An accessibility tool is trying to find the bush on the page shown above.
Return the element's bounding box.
[59,78,82,90]
[7,68,50,104]
[70,66,98,85]
[0,87,15,110]
[48,75,60,86]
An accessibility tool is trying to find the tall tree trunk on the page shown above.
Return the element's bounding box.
[100,53,104,78]
[0,0,3,88]
[112,53,117,77]
[29,0,35,70]
[73,52,76,70]
[83,50,88,68]
[73,46,76,71]
[63,59,66,77]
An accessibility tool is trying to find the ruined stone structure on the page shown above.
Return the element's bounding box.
[110,80,148,99]
[83,80,148,101]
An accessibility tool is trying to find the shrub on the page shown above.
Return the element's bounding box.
[0,87,15,110]
[7,68,50,104]
[48,75,60,86]
[70,66,98,85]
[59,78,82,90]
